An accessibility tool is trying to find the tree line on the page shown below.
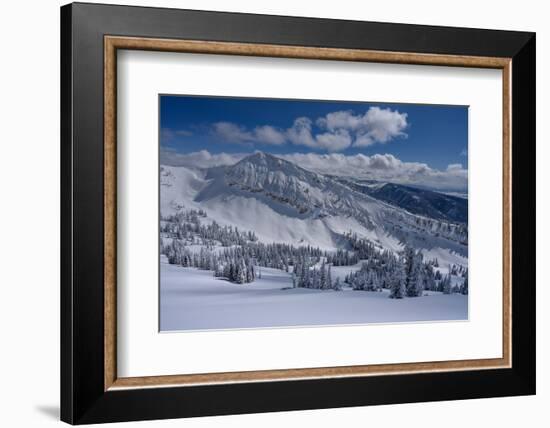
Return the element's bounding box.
[161,209,468,295]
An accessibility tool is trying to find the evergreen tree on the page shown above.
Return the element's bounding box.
[161,208,466,294]
[460,271,468,295]
[442,274,452,294]
[389,264,406,299]
[422,264,436,291]
[404,246,424,297]
[320,262,327,290]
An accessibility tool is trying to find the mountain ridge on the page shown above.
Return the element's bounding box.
[333,176,468,224]
[160,152,468,266]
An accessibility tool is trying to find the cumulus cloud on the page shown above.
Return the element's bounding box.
[286,117,317,148]
[212,106,408,152]
[213,122,286,145]
[285,117,352,152]
[279,152,467,191]
[316,130,353,152]
[317,110,364,131]
[254,125,287,145]
[317,107,408,147]
[212,122,254,144]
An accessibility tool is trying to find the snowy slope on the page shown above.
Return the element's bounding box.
[335,178,468,224]
[160,261,467,331]
[160,152,468,266]
[160,165,207,213]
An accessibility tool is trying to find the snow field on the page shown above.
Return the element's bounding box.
[160,261,467,331]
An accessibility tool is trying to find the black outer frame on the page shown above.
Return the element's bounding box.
[60,2,535,424]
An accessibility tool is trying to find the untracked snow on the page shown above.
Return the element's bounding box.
[160,261,467,331]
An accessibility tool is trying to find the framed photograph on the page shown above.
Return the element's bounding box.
[61,2,535,424]
[157,95,470,332]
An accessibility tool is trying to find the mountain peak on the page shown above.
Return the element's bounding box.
[239,151,281,165]
[222,151,330,215]
[251,151,268,159]
[231,152,317,180]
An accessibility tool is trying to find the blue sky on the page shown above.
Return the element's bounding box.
[159,95,468,191]
[160,95,467,171]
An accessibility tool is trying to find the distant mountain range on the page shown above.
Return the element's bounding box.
[333,177,468,224]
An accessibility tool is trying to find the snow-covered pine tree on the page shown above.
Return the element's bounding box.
[223,262,231,279]
[245,259,255,283]
[404,246,424,297]
[423,263,436,291]
[320,262,327,290]
[351,270,364,290]
[229,263,236,282]
[234,261,243,284]
[371,272,381,291]
[311,267,320,289]
[213,262,223,278]
[442,274,452,294]
[238,259,247,284]
[460,271,468,295]
[389,264,406,299]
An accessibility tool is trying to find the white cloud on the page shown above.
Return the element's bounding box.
[161,128,193,141]
[317,110,363,131]
[253,125,287,145]
[213,122,287,146]
[160,149,246,168]
[286,118,352,152]
[161,150,468,191]
[317,107,408,147]
[211,106,408,152]
[315,130,353,152]
[446,163,464,172]
[279,152,467,191]
[212,122,254,144]
[286,117,317,148]
[359,106,408,144]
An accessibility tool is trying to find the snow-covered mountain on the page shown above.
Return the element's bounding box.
[333,177,468,224]
[202,152,387,223]
[160,152,468,267]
